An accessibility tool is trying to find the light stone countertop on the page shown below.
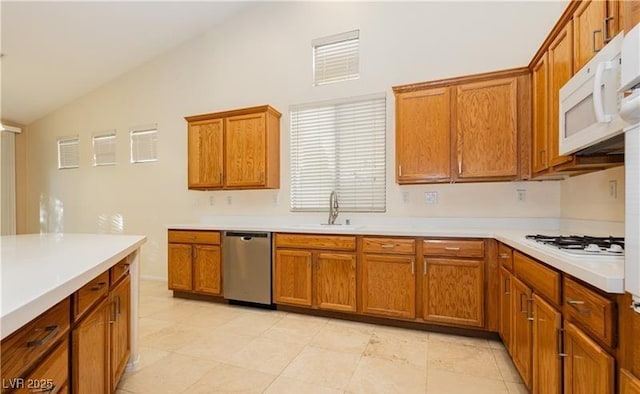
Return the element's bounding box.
[1,233,146,340]
[168,218,624,294]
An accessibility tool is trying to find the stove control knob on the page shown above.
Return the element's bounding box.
[585,244,601,252]
[608,244,624,253]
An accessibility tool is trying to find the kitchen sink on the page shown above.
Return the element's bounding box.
[287,223,363,232]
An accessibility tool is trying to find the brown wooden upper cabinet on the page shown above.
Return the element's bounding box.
[529,1,624,179]
[573,0,623,72]
[185,105,281,190]
[455,78,519,179]
[393,69,529,184]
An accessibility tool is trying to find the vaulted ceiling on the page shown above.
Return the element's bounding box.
[1,1,251,125]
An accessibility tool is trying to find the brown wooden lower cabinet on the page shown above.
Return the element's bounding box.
[422,257,484,327]
[361,253,416,319]
[193,245,222,294]
[73,271,132,394]
[72,297,110,394]
[511,276,533,389]
[110,274,131,389]
[499,266,513,353]
[274,249,313,307]
[167,230,222,296]
[532,294,562,394]
[564,321,614,394]
[315,252,356,312]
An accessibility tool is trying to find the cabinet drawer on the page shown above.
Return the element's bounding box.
[423,239,484,257]
[498,243,513,270]
[73,271,109,322]
[16,338,69,394]
[275,233,356,251]
[564,277,615,347]
[168,230,220,245]
[513,252,561,305]
[110,258,130,286]
[364,238,415,254]
[1,298,70,381]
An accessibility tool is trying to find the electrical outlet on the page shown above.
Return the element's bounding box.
[209,196,215,206]
[517,189,526,202]
[424,191,438,204]
[226,196,232,205]
[609,180,617,200]
[402,191,409,203]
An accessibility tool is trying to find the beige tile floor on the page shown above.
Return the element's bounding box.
[117,280,527,394]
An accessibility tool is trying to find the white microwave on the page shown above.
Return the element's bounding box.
[559,32,628,156]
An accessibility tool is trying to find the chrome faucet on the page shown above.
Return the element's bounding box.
[328,191,339,225]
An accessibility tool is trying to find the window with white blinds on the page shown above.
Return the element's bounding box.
[290,93,386,212]
[92,131,116,166]
[130,127,158,163]
[313,30,359,86]
[57,136,79,169]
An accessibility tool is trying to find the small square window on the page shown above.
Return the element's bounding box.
[313,30,359,86]
[57,136,79,169]
[92,131,116,166]
[130,127,158,163]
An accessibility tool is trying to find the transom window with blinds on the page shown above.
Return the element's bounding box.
[57,136,79,169]
[313,30,359,86]
[92,131,116,166]
[290,93,386,212]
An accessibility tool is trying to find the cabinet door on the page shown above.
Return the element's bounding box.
[511,277,533,389]
[548,21,573,167]
[564,322,614,394]
[274,249,313,307]
[532,294,561,394]
[455,78,518,179]
[361,254,415,319]
[623,1,640,34]
[315,252,356,312]
[188,119,224,189]
[573,0,607,72]
[225,112,267,187]
[193,245,222,295]
[532,53,549,174]
[422,257,484,327]
[499,267,513,352]
[110,274,131,389]
[72,298,109,394]
[168,243,193,291]
[395,87,451,183]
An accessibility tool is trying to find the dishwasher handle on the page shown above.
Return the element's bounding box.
[224,231,271,240]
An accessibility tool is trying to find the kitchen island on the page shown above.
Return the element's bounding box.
[1,233,146,393]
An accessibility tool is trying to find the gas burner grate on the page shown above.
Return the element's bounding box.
[525,234,624,256]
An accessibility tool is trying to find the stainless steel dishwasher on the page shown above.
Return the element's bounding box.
[222,231,272,306]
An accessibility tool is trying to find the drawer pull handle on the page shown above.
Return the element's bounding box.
[527,298,535,321]
[567,299,591,315]
[109,300,117,324]
[504,277,510,295]
[27,325,59,347]
[29,385,56,393]
[89,282,107,291]
[499,253,509,259]
[381,244,395,249]
[558,328,568,357]
[123,263,130,272]
[444,246,461,251]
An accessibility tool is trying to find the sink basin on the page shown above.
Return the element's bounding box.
[287,224,362,232]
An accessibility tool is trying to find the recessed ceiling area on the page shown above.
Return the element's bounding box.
[1,1,252,126]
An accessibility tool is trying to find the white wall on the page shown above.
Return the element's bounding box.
[560,166,625,223]
[23,2,569,279]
